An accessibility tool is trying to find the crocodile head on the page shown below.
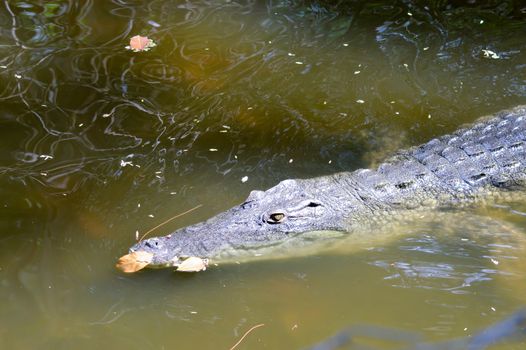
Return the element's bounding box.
[128,177,352,269]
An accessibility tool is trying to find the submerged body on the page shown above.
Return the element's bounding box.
[126,106,526,270]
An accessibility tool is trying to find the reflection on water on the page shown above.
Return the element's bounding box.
[0,0,525,349]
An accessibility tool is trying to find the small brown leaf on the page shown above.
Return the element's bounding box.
[127,35,156,52]
[116,251,153,273]
[130,35,149,51]
[176,257,208,272]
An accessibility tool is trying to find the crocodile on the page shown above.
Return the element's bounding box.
[125,106,526,270]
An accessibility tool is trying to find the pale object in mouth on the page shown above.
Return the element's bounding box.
[115,252,208,273]
[175,257,209,272]
[115,251,153,273]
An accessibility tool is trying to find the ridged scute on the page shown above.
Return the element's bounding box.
[355,106,525,205]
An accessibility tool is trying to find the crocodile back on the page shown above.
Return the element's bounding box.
[348,106,525,208]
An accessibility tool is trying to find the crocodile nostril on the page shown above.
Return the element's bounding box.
[145,240,161,249]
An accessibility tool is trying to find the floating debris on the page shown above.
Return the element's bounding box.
[126,35,157,52]
[229,323,265,350]
[482,49,500,59]
[356,99,365,104]
[39,154,53,160]
[241,176,248,183]
[147,20,161,28]
[209,148,218,152]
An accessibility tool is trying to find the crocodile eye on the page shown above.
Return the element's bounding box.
[268,212,285,223]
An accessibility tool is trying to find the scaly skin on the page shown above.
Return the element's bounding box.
[128,106,526,267]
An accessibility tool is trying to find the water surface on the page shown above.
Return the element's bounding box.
[1,1,526,349]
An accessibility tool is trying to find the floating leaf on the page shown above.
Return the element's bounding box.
[176,257,208,272]
[126,35,157,52]
[116,251,153,273]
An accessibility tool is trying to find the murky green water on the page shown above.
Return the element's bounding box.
[1,1,526,349]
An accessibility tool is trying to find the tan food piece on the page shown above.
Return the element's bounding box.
[176,257,208,272]
[116,251,153,273]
